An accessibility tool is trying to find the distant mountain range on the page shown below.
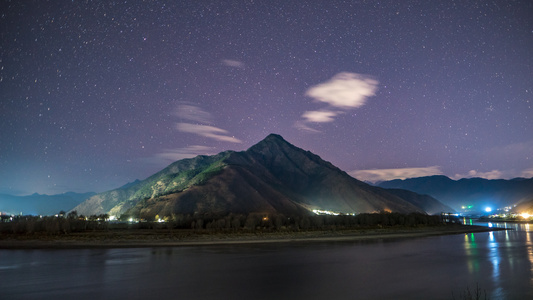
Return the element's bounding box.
[0,192,96,216]
[377,175,533,213]
[73,134,451,219]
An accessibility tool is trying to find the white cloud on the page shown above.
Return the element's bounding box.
[176,104,213,123]
[350,165,533,183]
[296,72,378,131]
[305,72,378,109]
[294,121,321,133]
[177,123,242,143]
[149,104,241,165]
[349,166,443,183]
[221,59,245,69]
[453,169,504,180]
[156,146,213,162]
[450,167,533,180]
[301,110,338,123]
[521,168,533,178]
[172,104,241,143]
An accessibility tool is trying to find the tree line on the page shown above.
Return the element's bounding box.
[0,211,109,235]
[1,211,444,235]
[156,211,443,231]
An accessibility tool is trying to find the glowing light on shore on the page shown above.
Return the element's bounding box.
[313,209,340,216]
[311,209,356,216]
[521,212,531,219]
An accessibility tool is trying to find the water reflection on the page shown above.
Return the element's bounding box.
[463,217,474,226]
[468,222,533,299]
[2,224,533,299]
[487,230,502,296]
[464,233,479,274]
[526,223,533,286]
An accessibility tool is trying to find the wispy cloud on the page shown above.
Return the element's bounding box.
[521,168,533,178]
[296,72,378,132]
[451,167,533,180]
[301,110,338,123]
[176,104,213,123]
[143,145,214,167]
[294,121,321,133]
[174,104,242,143]
[148,104,241,166]
[349,166,443,183]
[177,123,242,143]
[221,59,245,69]
[156,145,213,163]
[452,169,504,180]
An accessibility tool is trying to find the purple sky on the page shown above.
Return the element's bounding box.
[1,1,532,195]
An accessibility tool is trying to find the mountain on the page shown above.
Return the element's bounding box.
[73,134,450,219]
[377,175,533,212]
[0,192,96,216]
[379,189,454,215]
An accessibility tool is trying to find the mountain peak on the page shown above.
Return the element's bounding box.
[73,133,445,218]
[256,133,288,146]
[246,133,293,154]
[264,133,285,141]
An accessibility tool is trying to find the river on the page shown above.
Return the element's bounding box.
[1,222,532,300]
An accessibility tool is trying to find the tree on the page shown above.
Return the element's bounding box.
[67,211,78,219]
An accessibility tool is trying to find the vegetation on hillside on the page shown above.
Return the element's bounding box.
[73,135,450,218]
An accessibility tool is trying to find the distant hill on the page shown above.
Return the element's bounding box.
[380,188,454,214]
[377,175,533,212]
[0,192,96,216]
[73,134,451,219]
[514,197,533,214]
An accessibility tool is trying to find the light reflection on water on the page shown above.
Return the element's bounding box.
[1,224,533,300]
[471,222,533,299]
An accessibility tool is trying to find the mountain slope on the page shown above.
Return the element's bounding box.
[380,188,454,214]
[74,134,449,218]
[72,151,233,216]
[377,175,533,211]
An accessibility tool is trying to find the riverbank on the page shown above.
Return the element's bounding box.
[478,218,533,223]
[0,224,507,249]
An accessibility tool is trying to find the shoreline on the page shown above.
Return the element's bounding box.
[0,225,507,249]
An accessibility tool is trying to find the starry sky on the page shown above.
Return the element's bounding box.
[1,0,532,196]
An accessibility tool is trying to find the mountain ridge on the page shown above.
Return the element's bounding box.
[73,134,451,218]
[377,175,533,212]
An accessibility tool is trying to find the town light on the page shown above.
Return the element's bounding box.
[485,207,492,213]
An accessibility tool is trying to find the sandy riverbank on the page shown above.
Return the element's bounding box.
[0,225,507,249]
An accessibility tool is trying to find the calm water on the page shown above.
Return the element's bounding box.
[1,223,532,300]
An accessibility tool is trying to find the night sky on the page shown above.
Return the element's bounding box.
[1,1,532,195]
